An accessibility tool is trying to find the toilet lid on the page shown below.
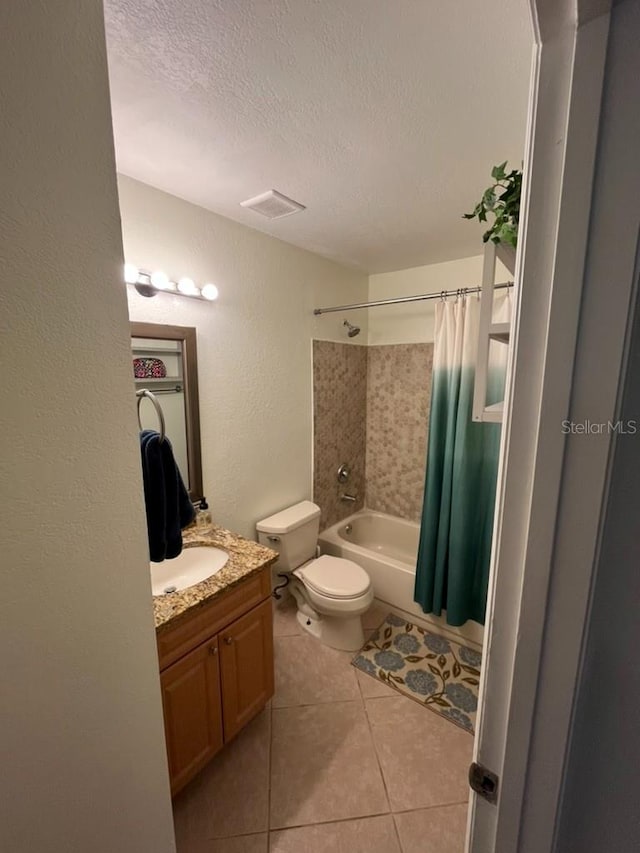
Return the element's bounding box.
[296,555,371,600]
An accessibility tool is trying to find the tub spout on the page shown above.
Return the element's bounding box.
[340,493,357,503]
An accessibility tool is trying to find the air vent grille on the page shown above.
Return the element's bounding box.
[240,189,306,220]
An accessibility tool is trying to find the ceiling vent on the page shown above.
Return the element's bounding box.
[240,189,306,220]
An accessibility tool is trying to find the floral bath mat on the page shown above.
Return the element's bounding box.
[352,613,482,734]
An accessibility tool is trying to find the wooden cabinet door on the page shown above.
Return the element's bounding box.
[219,598,274,741]
[160,636,223,795]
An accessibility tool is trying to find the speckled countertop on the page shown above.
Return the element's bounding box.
[153,523,278,633]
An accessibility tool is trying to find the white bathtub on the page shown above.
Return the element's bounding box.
[319,509,484,647]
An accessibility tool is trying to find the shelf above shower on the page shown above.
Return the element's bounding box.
[495,243,516,276]
[489,322,511,344]
[481,401,504,423]
[472,243,515,424]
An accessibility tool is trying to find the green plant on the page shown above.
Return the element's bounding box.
[463,162,522,248]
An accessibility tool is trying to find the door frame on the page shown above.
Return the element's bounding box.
[467,1,618,850]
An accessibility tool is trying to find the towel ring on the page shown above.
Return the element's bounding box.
[136,389,166,442]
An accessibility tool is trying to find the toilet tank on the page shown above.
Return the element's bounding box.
[256,500,321,571]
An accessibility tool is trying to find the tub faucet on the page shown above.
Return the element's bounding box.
[340,493,357,503]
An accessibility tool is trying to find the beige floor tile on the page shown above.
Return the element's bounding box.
[354,665,398,699]
[270,815,401,853]
[272,596,303,638]
[273,635,360,707]
[365,696,472,812]
[270,701,389,828]
[178,833,268,853]
[173,710,270,844]
[394,804,468,853]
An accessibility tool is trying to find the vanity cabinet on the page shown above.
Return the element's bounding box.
[157,567,274,796]
[219,598,273,741]
[160,637,224,794]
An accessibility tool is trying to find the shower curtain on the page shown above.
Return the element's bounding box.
[414,293,510,626]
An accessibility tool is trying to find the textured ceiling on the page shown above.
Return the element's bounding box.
[104,0,532,273]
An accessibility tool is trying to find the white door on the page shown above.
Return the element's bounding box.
[465,1,633,850]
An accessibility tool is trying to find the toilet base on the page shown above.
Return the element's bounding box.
[296,608,365,652]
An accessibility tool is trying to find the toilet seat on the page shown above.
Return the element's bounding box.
[294,554,371,600]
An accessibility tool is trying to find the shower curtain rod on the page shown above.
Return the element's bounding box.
[313,281,513,316]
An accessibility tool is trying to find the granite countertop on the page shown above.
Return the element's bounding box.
[154,523,278,632]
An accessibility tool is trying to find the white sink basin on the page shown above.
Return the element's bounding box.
[150,546,229,596]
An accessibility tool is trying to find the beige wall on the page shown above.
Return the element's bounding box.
[0,4,175,852]
[368,254,510,344]
[120,184,499,538]
[119,176,368,538]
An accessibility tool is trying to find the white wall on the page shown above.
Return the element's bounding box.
[0,4,175,853]
[119,176,368,538]
[368,255,510,344]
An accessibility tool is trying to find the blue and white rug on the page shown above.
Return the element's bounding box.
[352,613,482,734]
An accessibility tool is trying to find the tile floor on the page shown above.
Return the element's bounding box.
[173,598,473,853]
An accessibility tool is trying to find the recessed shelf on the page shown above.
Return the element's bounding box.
[134,376,183,384]
[482,401,504,423]
[489,322,511,344]
[132,346,182,355]
[473,242,515,424]
[496,243,516,276]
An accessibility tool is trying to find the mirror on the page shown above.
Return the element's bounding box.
[131,322,203,502]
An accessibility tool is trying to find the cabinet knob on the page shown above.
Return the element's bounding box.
[224,636,233,645]
[209,645,218,655]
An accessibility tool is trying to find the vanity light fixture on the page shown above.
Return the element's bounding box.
[177,276,198,296]
[201,283,219,301]
[124,264,219,302]
[124,263,139,284]
[150,270,170,290]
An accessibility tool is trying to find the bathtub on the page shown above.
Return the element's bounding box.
[319,509,484,647]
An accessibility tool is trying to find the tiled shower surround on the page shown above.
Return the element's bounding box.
[312,340,434,528]
[312,341,368,529]
[366,343,433,521]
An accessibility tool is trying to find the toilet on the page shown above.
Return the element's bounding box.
[257,500,373,651]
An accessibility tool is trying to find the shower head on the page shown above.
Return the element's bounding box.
[343,319,361,338]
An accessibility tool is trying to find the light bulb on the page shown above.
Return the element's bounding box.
[201,283,219,301]
[178,276,197,295]
[150,270,170,289]
[124,263,139,284]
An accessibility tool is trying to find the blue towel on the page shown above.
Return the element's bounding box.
[140,429,195,562]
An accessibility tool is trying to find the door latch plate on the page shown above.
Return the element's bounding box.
[468,762,499,804]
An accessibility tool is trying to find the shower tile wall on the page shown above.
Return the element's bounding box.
[312,340,367,529]
[366,344,433,522]
[312,341,434,528]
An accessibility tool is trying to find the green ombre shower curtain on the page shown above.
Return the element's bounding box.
[414,293,510,626]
